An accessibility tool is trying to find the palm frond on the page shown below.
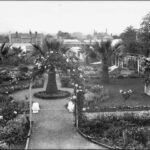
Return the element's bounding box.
[0,43,6,54]
[45,39,61,52]
[32,44,45,56]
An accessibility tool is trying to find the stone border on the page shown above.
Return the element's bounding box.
[77,127,122,150]
[34,90,71,99]
[24,128,31,150]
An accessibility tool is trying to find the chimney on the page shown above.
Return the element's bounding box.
[29,30,32,36]
[9,31,11,44]
[16,31,18,37]
[35,31,37,36]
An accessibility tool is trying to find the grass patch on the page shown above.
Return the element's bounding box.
[85,78,150,111]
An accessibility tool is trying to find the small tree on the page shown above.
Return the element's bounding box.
[0,43,23,66]
[138,12,150,57]
[92,41,113,83]
[120,26,142,55]
[32,37,70,96]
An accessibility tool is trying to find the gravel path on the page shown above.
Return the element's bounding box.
[13,74,106,149]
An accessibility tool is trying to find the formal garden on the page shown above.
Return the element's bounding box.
[0,44,45,149]
[62,40,150,149]
[0,39,79,149]
[0,35,150,149]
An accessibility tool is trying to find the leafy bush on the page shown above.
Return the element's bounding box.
[61,76,72,87]
[79,114,150,149]
[18,65,29,73]
[32,77,44,88]
[1,117,29,146]
[0,94,12,105]
[1,103,17,122]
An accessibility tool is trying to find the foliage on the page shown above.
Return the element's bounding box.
[34,90,70,99]
[1,117,29,146]
[119,89,133,101]
[76,91,85,126]
[0,43,23,66]
[144,58,150,85]
[92,40,114,83]
[79,114,150,149]
[60,76,72,88]
[90,84,104,94]
[0,94,29,122]
[85,85,110,108]
[0,94,12,105]
[1,102,18,122]
[138,12,150,57]
[120,26,142,54]
[57,30,75,39]
[0,35,9,43]
[32,37,72,94]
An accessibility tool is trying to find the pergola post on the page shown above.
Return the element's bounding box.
[29,81,32,130]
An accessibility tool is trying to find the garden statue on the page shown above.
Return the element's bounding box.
[32,102,40,113]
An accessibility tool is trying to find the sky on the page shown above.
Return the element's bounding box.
[0,1,150,35]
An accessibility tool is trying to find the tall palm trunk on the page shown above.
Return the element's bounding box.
[46,67,58,94]
[101,53,109,84]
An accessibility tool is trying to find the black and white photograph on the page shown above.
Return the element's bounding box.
[0,1,150,149]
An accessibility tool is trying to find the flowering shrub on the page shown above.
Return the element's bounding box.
[90,84,104,94]
[1,116,29,146]
[120,89,133,101]
[144,58,150,86]
[1,102,18,122]
[79,114,150,149]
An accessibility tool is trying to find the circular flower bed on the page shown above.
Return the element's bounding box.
[34,90,70,99]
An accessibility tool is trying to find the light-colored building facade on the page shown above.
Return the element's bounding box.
[9,32,44,45]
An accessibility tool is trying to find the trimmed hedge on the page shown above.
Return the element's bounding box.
[34,90,70,99]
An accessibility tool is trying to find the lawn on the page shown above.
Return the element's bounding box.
[84,77,150,111]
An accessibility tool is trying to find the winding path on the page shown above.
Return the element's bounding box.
[13,74,106,149]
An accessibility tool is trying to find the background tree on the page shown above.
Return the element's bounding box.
[0,43,11,65]
[0,35,9,43]
[120,26,142,54]
[91,41,112,84]
[57,31,74,39]
[0,43,23,66]
[88,40,123,84]
[138,12,150,57]
[82,44,99,65]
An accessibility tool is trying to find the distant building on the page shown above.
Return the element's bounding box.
[66,46,85,62]
[83,30,113,45]
[63,39,82,48]
[9,31,44,45]
[93,30,113,42]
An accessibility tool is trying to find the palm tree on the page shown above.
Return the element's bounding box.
[0,43,23,66]
[82,44,99,65]
[91,41,112,83]
[32,37,69,95]
[0,43,10,65]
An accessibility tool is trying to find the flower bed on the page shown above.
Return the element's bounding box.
[34,90,70,99]
[0,78,44,95]
[79,114,150,149]
[0,95,30,149]
[84,105,150,113]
